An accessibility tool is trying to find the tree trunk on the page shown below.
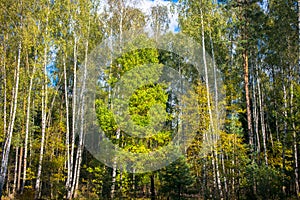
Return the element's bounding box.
[240,1,253,149]
[17,146,23,192]
[282,81,288,196]
[21,51,36,194]
[201,8,223,199]
[252,76,261,155]
[35,11,49,197]
[111,128,120,199]
[0,33,7,198]
[111,2,125,198]
[13,147,19,195]
[0,41,22,199]
[67,35,78,200]
[71,23,90,198]
[34,61,48,200]
[64,53,71,198]
[211,154,217,193]
[150,174,155,200]
[257,74,268,166]
[290,83,299,196]
[243,50,253,148]
[221,152,228,198]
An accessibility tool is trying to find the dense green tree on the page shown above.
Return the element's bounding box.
[160,156,195,199]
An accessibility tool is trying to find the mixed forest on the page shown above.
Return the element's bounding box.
[0,0,300,199]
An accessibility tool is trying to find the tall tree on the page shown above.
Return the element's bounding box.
[0,0,23,197]
[34,0,50,197]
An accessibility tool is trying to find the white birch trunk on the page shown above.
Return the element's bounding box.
[71,18,90,197]
[13,147,19,195]
[111,128,121,199]
[17,145,22,192]
[63,54,71,196]
[257,73,268,166]
[66,35,78,199]
[21,51,36,193]
[111,2,125,198]
[35,11,49,198]
[0,41,22,198]
[0,34,7,198]
[252,79,261,154]
[282,81,288,195]
[200,9,223,199]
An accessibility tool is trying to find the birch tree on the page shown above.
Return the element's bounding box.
[0,0,23,197]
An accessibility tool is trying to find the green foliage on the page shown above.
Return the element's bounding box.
[128,84,168,127]
[244,163,284,199]
[85,166,105,197]
[95,100,117,135]
[0,0,299,199]
[160,156,195,198]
